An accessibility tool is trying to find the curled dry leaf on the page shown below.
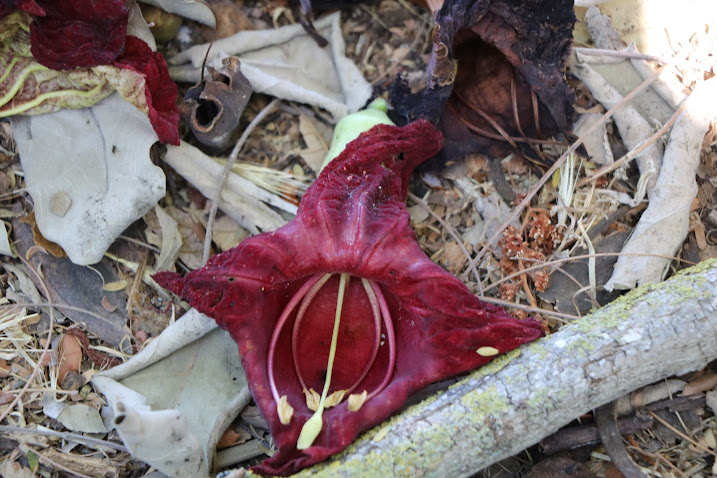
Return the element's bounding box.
[92,309,250,476]
[153,205,183,271]
[0,220,14,257]
[682,373,717,396]
[605,78,717,290]
[180,56,253,150]
[127,0,156,51]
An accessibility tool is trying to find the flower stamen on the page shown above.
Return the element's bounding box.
[366,280,396,400]
[277,395,294,425]
[268,273,328,415]
[477,346,499,357]
[324,389,348,408]
[303,388,320,411]
[347,390,368,412]
[292,274,333,392]
[297,273,350,450]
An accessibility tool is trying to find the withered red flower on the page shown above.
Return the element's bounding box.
[29,0,128,70]
[155,120,543,475]
[1,0,179,144]
[113,36,180,146]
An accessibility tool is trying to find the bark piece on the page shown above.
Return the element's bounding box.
[540,414,654,454]
[605,77,717,290]
[594,403,643,477]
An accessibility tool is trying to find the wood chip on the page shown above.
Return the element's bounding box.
[683,373,717,396]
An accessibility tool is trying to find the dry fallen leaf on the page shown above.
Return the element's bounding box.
[10,93,166,265]
[441,241,468,275]
[154,205,183,271]
[212,215,249,252]
[57,333,83,386]
[298,113,331,173]
[164,206,208,270]
[168,12,371,121]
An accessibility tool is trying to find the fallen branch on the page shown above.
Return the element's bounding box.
[296,258,717,477]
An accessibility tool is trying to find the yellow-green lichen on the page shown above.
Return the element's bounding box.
[527,341,550,360]
[524,385,556,411]
[557,258,717,356]
[675,257,717,276]
[460,383,511,417]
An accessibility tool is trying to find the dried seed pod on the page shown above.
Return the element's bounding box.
[179,56,252,150]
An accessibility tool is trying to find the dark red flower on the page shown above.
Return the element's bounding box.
[113,36,180,145]
[155,120,543,475]
[29,0,128,70]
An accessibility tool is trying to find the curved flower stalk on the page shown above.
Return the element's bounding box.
[155,120,543,475]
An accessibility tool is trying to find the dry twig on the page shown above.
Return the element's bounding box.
[203,99,281,265]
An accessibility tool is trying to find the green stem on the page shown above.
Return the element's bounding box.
[297,273,349,450]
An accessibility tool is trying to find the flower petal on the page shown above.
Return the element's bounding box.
[30,0,128,70]
[112,36,179,145]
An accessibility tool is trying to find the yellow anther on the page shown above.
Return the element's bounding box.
[277,395,294,425]
[477,346,500,357]
[304,388,321,411]
[347,390,368,412]
[325,389,348,408]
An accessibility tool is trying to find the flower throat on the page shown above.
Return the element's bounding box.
[267,273,396,449]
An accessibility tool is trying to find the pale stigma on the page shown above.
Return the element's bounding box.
[297,273,349,450]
